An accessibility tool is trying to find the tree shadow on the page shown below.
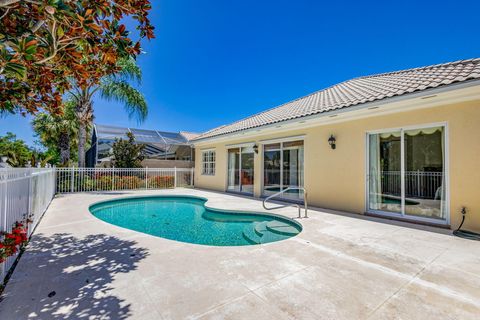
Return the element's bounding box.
[0,233,148,319]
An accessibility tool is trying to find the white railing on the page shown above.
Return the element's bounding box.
[0,166,194,283]
[263,186,308,218]
[0,168,56,283]
[55,167,194,193]
[381,171,443,199]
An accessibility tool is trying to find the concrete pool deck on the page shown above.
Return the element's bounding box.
[0,188,479,319]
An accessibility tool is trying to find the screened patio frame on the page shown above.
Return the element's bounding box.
[86,124,196,167]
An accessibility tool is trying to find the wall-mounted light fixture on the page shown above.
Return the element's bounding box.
[328,135,336,150]
[253,144,259,154]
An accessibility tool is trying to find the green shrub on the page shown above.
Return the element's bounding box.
[96,175,113,190]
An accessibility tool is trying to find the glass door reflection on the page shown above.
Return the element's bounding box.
[263,140,304,201]
[404,127,446,220]
[263,143,281,196]
[227,148,240,192]
[368,131,402,214]
[240,147,254,194]
[367,125,447,223]
[282,140,304,200]
[227,146,254,194]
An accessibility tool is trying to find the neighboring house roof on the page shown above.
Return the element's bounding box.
[180,131,201,141]
[194,58,480,141]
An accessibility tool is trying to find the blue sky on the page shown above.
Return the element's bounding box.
[2,0,480,146]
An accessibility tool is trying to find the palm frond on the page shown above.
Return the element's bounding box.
[99,79,148,122]
[31,98,81,146]
[113,57,143,84]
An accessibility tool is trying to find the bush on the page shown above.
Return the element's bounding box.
[56,178,72,192]
[115,176,144,190]
[95,175,114,190]
[147,176,174,189]
[81,175,95,191]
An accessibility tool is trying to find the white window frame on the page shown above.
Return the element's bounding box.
[201,149,216,176]
[365,122,449,225]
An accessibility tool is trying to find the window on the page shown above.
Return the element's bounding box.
[202,150,216,175]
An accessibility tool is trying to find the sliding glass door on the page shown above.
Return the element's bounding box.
[404,127,446,219]
[227,148,240,192]
[263,140,304,201]
[263,143,281,197]
[367,125,447,223]
[227,146,254,194]
[368,131,402,214]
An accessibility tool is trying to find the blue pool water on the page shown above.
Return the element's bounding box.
[89,196,302,246]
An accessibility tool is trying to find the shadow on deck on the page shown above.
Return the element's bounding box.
[0,233,148,319]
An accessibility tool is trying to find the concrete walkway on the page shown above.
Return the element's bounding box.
[0,188,479,319]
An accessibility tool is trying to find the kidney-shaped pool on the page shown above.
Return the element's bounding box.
[89,196,302,246]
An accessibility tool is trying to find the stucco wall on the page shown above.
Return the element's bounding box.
[194,100,480,232]
[141,159,194,168]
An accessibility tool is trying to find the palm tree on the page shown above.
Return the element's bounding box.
[0,132,33,167]
[32,100,80,165]
[70,58,148,167]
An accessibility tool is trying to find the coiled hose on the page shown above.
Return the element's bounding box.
[452,207,480,241]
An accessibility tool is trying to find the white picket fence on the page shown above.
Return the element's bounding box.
[0,168,56,284]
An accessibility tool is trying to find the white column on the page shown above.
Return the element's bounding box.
[174,167,177,188]
[70,166,74,193]
[190,167,194,187]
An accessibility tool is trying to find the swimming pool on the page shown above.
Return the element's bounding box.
[89,196,302,246]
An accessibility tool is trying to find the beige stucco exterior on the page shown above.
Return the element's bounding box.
[194,88,480,232]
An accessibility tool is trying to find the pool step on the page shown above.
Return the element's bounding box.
[242,226,263,244]
[202,211,257,223]
[243,222,287,245]
[254,221,269,237]
[265,220,299,236]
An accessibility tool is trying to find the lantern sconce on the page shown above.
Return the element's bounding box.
[328,135,336,150]
[253,144,259,154]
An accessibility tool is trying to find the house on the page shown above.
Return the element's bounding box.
[191,58,480,232]
[86,124,199,168]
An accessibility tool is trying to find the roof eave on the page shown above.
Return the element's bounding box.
[192,79,480,145]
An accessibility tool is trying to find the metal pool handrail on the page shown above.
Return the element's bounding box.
[262,187,308,218]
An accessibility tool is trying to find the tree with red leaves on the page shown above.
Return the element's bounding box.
[0,0,154,116]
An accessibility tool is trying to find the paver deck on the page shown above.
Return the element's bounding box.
[0,188,479,319]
